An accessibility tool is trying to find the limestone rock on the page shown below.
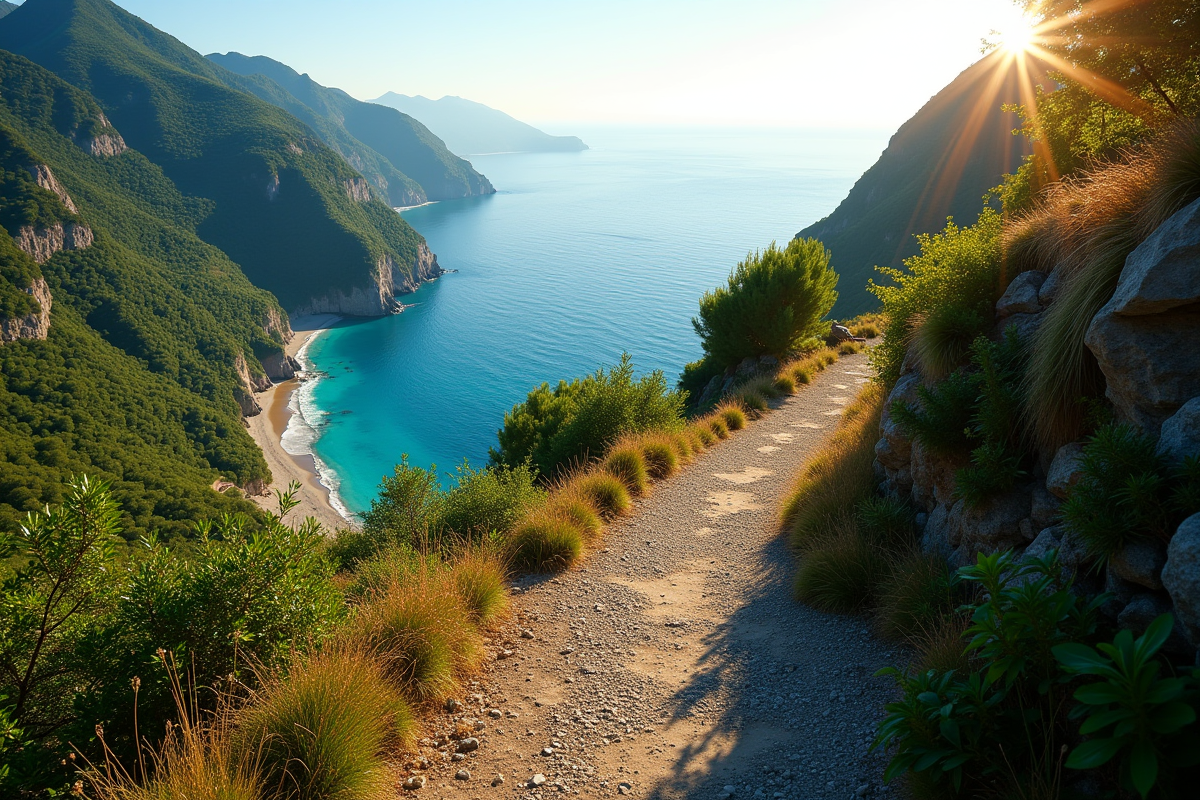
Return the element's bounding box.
[77,113,128,157]
[15,222,93,264]
[920,501,956,559]
[1022,527,1061,562]
[0,277,52,343]
[28,164,78,213]
[1103,569,1139,620]
[1107,196,1200,315]
[1109,539,1167,592]
[343,177,372,203]
[909,441,964,510]
[954,488,1031,558]
[1057,526,1092,572]
[1031,484,1062,529]
[1116,593,1193,653]
[292,244,442,316]
[1157,396,1200,464]
[996,271,1044,317]
[995,311,1042,343]
[1162,513,1200,648]
[1086,198,1200,432]
[1046,443,1085,499]
[1038,269,1061,305]
[260,351,301,381]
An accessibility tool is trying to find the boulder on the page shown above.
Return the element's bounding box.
[1046,443,1085,499]
[1038,268,1062,305]
[1102,569,1139,620]
[1056,525,1092,572]
[1086,307,1200,433]
[954,488,1032,557]
[996,271,1044,317]
[995,311,1042,342]
[909,440,964,510]
[1109,539,1168,592]
[1023,527,1062,562]
[1157,396,1200,464]
[1116,592,1194,653]
[1030,484,1062,529]
[1085,198,1200,433]
[1162,513,1200,648]
[875,419,911,470]
[1107,196,1200,315]
[920,501,956,560]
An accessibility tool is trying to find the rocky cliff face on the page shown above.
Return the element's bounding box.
[876,197,1200,655]
[75,112,127,157]
[16,222,94,264]
[0,277,52,343]
[291,241,442,316]
[343,177,372,203]
[29,164,78,213]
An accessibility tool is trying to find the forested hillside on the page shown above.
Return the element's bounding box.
[208,52,494,205]
[799,50,1043,317]
[0,49,282,537]
[0,0,435,315]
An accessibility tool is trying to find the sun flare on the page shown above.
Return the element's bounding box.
[993,12,1038,55]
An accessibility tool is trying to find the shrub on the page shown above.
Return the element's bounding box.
[792,367,813,385]
[708,416,730,440]
[793,524,890,613]
[853,323,880,339]
[875,552,956,641]
[352,458,444,561]
[837,341,863,355]
[352,581,481,702]
[603,446,649,496]
[449,549,509,625]
[572,473,631,519]
[913,304,988,381]
[1018,122,1200,450]
[890,370,976,455]
[1061,423,1192,561]
[636,436,679,480]
[343,544,429,603]
[692,238,839,368]
[237,646,409,800]
[869,209,1003,386]
[508,516,584,572]
[441,462,545,540]
[492,354,685,479]
[717,404,746,431]
[956,441,1026,507]
[783,385,884,549]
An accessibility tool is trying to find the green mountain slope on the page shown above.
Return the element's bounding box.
[208,52,495,204]
[373,91,587,155]
[799,52,1042,317]
[0,0,437,315]
[0,49,286,537]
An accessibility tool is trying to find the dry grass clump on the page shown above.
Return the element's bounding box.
[508,514,584,572]
[874,551,958,641]
[738,391,768,414]
[911,614,973,674]
[602,446,649,496]
[545,486,604,541]
[572,472,631,518]
[634,434,680,480]
[708,415,730,439]
[691,422,718,448]
[774,374,797,394]
[781,384,885,549]
[912,304,988,382]
[717,403,746,431]
[449,548,509,625]
[837,341,864,355]
[350,579,482,703]
[1008,121,1200,450]
[237,645,411,800]
[793,520,891,612]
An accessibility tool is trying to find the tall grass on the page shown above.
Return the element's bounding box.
[603,445,650,495]
[509,514,584,571]
[1012,121,1200,450]
[573,472,632,519]
[237,646,410,800]
[450,548,509,625]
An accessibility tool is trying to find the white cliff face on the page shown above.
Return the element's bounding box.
[29,164,78,213]
[0,277,52,343]
[15,222,94,264]
[76,112,127,157]
[291,243,443,317]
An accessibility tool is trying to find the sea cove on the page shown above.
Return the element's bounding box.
[297,126,889,515]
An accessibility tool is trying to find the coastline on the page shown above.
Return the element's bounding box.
[244,313,353,532]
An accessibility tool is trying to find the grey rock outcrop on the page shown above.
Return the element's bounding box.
[344,177,372,203]
[28,164,78,213]
[1038,269,1061,305]
[15,222,94,264]
[293,242,442,316]
[1157,397,1200,463]
[1163,514,1200,648]
[1085,197,1200,433]
[1109,539,1168,592]
[1045,442,1085,499]
[76,112,127,157]
[996,270,1044,317]
[0,277,52,343]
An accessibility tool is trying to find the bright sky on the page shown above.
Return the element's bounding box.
[98,0,1029,130]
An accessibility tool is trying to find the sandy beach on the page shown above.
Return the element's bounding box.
[244,313,354,532]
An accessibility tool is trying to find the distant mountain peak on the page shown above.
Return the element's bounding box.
[371,92,587,156]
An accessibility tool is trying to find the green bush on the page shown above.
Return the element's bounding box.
[869,210,1003,386]
[855,495,914,546]
[441,462,544,540]
[492,354,685,479]
[692,238,839,368]
[348,457,444,564]
[1061,424,1199,561]
[891,371,977,455]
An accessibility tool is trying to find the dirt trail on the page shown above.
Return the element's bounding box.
[417,351,900,800]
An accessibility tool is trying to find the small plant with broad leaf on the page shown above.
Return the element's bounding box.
[1053,614,1200,799]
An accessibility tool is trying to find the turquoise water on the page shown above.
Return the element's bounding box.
[296,126,889,516]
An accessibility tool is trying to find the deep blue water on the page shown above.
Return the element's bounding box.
[293,126,888,516]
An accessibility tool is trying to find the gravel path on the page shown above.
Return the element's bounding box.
[413,351,900,800]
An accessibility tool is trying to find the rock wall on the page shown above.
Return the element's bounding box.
[291,241,443,317]
[0,277,52,343]
[28,164,78,213]
[76,112,127,157]
[875,197,1200,655]
[15,222,93,264]
[344,177,372,203]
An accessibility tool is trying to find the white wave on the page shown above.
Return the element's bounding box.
[280,330,355,524]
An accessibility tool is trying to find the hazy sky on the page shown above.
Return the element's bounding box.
[97,0,1028,130]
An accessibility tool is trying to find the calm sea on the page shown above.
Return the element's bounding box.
[290,126,888,516]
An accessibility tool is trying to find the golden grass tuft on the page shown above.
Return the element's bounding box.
[633,434,680,480]
[774,374,797,394]
[350,578,482,703]
[449,548,509,625]
[570,472,631,519]
[508,514,584,572]
[1008,121,1200,451]
[781,383,885,550]
[717,403,746,431]
[738,391,768,414]
[708,415,730,439]
[603,445,650,495]
[692,422,718,448]
[238,645,411,800]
